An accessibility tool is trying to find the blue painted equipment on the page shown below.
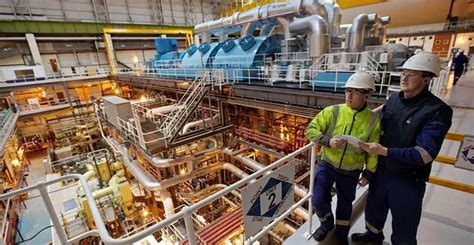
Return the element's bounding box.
[212,35,283,80]
[311,71,354,88]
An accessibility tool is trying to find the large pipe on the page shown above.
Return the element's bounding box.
[324,2,342,37]
[195,1,299,35]
[377,16,391,44]
[149,104,185,116]
[92,173,122,199]
[276,17,292,40]
[156,190,175,217]
[346,13,376,52]
[259,23,276,37]
[182,114,220,134]
[288,15,330,63]
[300,0,328,22]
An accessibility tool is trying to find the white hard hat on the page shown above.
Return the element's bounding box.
[398,52,440,77]
[458,48,465,53]
[343,71,376,91]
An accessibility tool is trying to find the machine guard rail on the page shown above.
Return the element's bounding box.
[0,142,318,245]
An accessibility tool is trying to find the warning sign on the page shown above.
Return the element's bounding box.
[455,135,474,171]
[242,163,295,239]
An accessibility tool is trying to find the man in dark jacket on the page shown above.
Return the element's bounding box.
[453,49,469,85]
[351,52,453,245]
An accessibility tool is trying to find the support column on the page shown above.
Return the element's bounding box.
[25,33,42,66]
[62,81,73,106]
[103,33,118,75]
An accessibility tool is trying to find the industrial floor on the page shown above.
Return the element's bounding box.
[16,149,51,245]
[286,72,474,244]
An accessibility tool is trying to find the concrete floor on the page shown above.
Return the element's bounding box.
[286,72,474,244]
[16,149,52,245]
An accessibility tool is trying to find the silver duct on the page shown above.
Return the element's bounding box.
[277,17,292,40]
[194,1,299,35]
[288,15,330,63]
[324,2,342,37]
[378,16,391,44]
[346,13,376,52]
[194,0,334,38]
[259,23,277,37]
[300,0,328,23]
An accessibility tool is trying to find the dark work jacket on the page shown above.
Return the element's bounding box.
[378,88,453,181]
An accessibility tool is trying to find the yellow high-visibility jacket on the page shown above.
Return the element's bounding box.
[305,104,381,173]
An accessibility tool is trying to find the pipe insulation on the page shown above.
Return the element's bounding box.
[288,15,330,63]
[346,13,373,52]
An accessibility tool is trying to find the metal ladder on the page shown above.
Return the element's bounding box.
[158,73,210,144]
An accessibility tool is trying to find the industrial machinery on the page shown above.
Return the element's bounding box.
[145,0,406,94]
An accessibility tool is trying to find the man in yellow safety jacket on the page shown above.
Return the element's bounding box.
[305,71,382,244]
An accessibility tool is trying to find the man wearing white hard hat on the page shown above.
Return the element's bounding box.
[305,71,381,244]
[352,52,453,244]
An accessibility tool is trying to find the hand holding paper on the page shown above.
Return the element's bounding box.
[333,134,365,147]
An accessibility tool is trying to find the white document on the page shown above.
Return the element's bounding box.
[333,134,366,147]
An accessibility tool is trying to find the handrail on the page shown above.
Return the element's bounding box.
[0,71,110,85]
[0,141,317,245]
[0,198,11,240]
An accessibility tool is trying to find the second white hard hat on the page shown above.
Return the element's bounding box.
[399,51,440,77]
[343,71,376,91]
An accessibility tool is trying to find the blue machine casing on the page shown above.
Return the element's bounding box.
[212,35,283,80]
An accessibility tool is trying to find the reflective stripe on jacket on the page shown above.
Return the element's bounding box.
[305,104,381,172]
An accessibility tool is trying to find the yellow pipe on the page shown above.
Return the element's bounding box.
[92,171,123,199]
[103,33,118,76]
[429,176,474,194]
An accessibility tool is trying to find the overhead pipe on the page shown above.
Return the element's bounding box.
[195,0,336,37]
[194,1,299,35]
[299,0,328,23]
[324,2,342,38]
[346,13,376,52]
[288,15,330,64]
[377,16,391,44]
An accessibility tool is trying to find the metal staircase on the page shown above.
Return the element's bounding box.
[158,73,210,145]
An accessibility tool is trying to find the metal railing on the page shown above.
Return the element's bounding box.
[0,108,19,153]
[158,73,209,143]
[387,19,474,36]
[0,142,317,245]
[0,198,12,244]
[0,69,111,85]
